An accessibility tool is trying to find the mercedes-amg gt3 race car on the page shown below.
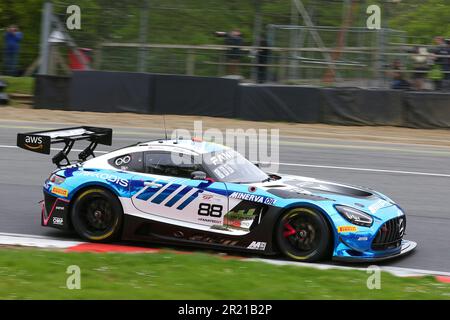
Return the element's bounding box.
[17,126,416,262]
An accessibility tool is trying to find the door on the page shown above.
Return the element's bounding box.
[129,151,229,228]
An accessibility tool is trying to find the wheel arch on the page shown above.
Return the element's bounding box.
[273,202,336,257]
[67,182,124,228]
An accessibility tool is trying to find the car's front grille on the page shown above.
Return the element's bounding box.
[371,216,405,251]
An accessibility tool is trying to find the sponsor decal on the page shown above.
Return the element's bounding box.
[114,155,131,166]
[198,203,223,218]
[247,241,267,251]
[224,209,257,230]
[198,217,222,224]
[240,220,253,229]
[52,186,69,197]
[24,135,44,150]
[357,236,368,241]
[229,192,276,205]
[210,151,234,166]
[52,217,64,225]
[55,206,65,211]
[80,171,129,187]
[368,199,389,214]
[337,225,358,233]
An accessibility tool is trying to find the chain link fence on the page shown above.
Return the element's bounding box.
[3,0,449,89]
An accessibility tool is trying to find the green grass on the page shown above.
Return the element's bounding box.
[1,76,34,95]
[0,248,449,299]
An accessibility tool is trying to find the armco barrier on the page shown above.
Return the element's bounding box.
[320,88,404,126]
[151,74,238,118]
[237,85,322,123]
[34,75,71,110]
[67,71,238,116]
[34,72,450,129]
[403,91,450,129]
[69,71,152,114]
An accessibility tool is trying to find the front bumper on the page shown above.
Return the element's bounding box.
[41,190,71,230]
[332,239,417,262]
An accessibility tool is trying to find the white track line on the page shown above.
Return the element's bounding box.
[0,232,82,249]
[269,162,450,178]
[2,144,449,177]
[247,258,450,278]
[0,232,448,278]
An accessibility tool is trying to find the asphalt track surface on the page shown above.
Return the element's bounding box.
[1,120,449,272]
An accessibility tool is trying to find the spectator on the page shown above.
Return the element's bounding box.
[389,59,410,90]
[429,36,448,90]
[410,46,429,91]
[445,39,450,89]
[216,29,243,75]
[3,25,23,76]
[256,37,270,83]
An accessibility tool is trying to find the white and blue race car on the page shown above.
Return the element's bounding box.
[17,126,416,262]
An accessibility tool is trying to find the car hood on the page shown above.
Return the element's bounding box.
[257,174,395,215]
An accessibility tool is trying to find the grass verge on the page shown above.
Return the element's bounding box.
[0,76,34,95]
[0,248,449,299]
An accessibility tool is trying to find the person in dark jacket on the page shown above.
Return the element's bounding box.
[4,25,23,76]
[389,59,410,90]
[257,37,270,83]
[216,29,243,75]
[430,37,448,90]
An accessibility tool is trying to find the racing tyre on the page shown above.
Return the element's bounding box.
[71,188,123,242]
[276,207,331,262]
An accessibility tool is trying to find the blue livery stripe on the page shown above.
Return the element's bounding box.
[176,190,204,210]
[136,182,165,201]
[151,184,181,204]
[165,186,193,207]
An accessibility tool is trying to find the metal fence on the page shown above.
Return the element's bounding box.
[32,0,450,89]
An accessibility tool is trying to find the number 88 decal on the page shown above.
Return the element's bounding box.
[198,203,223,218]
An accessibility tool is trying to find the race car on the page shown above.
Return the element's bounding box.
[17,126,417,262]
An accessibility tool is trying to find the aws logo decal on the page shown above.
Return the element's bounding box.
[24,135,44,150]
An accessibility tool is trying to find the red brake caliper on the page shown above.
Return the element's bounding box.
[283,223,296,238]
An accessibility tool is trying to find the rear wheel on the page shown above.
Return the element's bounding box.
[276,207,331,262]
[71,188,123,242]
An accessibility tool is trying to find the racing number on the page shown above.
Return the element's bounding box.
[198,203,223,218]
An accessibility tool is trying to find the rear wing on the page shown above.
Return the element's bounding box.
[17,126,112,167]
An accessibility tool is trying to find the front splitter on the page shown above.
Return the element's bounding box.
[333,239,417,263]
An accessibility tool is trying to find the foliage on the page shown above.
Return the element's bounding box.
[389,0,450,44]
[0,248,449,299]
[0,1,448,73]
[0,76,34,94]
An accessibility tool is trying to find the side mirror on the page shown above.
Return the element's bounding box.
[191,171,207,180]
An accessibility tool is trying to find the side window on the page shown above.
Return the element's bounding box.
[144,152,203,178]
[109,152,143,172]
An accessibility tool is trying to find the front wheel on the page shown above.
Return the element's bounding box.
[275,207,331,262]
[71,188,123,242]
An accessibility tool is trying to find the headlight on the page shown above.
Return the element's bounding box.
[335,205,373,227]
[49,174,65,185]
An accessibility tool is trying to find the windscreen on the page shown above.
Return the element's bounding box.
[203,149,269,183]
